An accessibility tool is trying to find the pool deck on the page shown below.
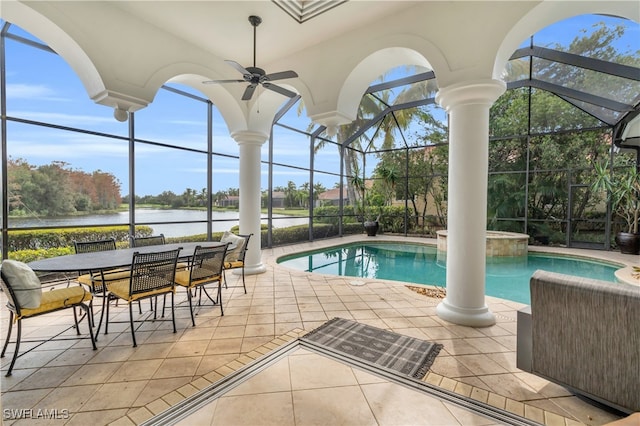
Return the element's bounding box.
[1,234,638,425]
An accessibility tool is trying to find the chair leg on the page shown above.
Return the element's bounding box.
[241,267,247,294]
[79,303,98,351]
[171,293,176,334]
[87,298,95,328]
[5,319,21,377]
[104,295,110,335]
[72,306,81,335]
[218,281,224,316]
[187,287,196,327]
[95,288,111,338]
[1,313,14,359]
[200,287,217,305]
[129,303,137,348]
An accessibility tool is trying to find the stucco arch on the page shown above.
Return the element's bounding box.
[1,1,105,101]
[338,46,435,121]
[309,36,444,133]
[494,1,640,79]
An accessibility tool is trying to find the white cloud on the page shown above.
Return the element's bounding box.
[7,131,129,159]
[7,83,70,102]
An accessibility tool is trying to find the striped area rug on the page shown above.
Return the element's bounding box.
[302,317,443,379]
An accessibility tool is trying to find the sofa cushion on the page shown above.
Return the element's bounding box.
[221,231,246,262]
[1,260,43,309]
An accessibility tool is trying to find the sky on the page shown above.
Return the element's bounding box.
[2,13,638,197]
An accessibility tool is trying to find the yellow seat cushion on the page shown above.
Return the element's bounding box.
[18,286,92,320]
[174,269,222,288]
[224,260,244,269]
[107,278,174,302]
[78,269,131,290]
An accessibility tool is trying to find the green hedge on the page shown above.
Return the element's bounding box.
[9,247,76,264]
[7,226,154,252]
[7,222,368,263]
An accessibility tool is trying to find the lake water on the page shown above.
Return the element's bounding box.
[9,209,309,238]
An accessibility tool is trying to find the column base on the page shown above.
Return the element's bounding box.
[436,298,496,327]
[234,263,267,276]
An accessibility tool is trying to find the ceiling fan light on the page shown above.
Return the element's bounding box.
[114,107,129,122]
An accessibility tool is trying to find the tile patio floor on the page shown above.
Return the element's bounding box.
[1,235,637,425]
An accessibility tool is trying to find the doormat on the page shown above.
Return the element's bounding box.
[301,317,443,379]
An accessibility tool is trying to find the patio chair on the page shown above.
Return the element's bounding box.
[74,238,132,330]
[174,244,229,325]
[0,260,97,376]
[130,233,188,270]
[104,248,181,347]
[130,233,187,312]
[220,232,252,294]
[129,234,166,247]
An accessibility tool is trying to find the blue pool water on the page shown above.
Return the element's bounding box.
[277,242,621,304]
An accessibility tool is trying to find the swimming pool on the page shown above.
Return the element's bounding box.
[277,242,621,304]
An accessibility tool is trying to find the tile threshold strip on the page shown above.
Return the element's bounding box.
[141,338,540,426]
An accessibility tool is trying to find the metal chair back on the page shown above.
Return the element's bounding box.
[235,234,252,263]
[73,238,117,254]
[129,248,180,297]
[188,244,229,284]
[130,234,166,248]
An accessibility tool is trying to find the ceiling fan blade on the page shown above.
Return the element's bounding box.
[242,84,257,101]
[202,79,245,84]
[226,60,251,77]
[262,82,296,98]
[264,70,298,81]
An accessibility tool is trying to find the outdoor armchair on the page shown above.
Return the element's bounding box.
[104,248,181,347]
[130,233,188,271]
[174,243,229,325]
[220,232,252,294]
[129,234,166,247]
[73,238,132,331]
[74,238,131,288]
[0,260,97,376]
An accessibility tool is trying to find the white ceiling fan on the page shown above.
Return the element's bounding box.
[203,15,298,101]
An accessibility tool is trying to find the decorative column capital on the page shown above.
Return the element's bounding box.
[435,79,506,112]
[230,130,269,146]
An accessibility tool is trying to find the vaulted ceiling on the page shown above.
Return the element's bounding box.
[2,1,638,142]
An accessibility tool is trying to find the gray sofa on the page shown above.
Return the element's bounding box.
[517,270,640,413]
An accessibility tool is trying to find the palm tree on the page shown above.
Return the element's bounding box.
[298,66,435,208]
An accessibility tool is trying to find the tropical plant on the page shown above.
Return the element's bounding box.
[591,159,640,234]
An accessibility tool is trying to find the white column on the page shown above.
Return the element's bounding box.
[231,130,267,275]
[435,79,505,327]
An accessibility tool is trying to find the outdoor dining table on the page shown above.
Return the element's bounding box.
[27,241,229,273]
[27,241,232,339]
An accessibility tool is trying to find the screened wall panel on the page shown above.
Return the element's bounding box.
[7,122,128,227]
